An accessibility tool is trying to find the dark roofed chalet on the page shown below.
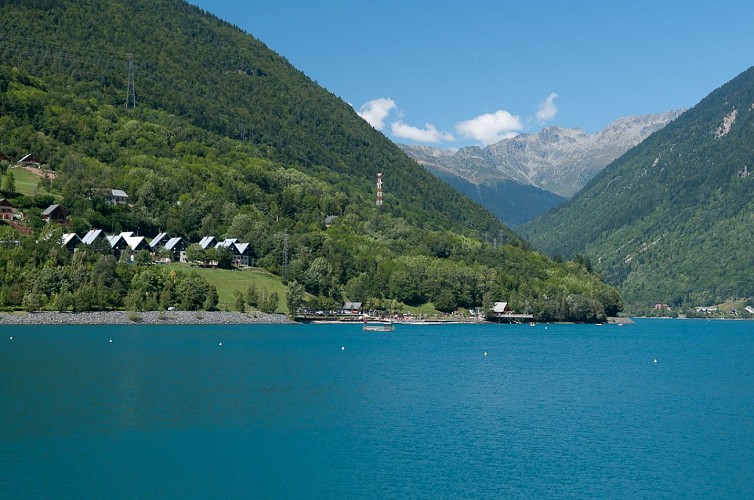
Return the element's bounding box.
[41,204,66,224]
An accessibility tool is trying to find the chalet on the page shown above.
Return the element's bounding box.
[17,154,41,166]
[61,233,82,251]
[81,229,106,245]
[41,204,67,224]
[149,232,170,250]
[0,198,13,221]
[110,189,129,205]
[233,242,251,266]
[106,234,130,255]
[199,236,217,250]
[163,237,187,263]
[122,233,148,253]
[492,302,511,314]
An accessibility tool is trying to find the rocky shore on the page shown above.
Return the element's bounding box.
[0,310,293,326]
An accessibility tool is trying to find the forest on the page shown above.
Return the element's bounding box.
[0,0,623,321]
[522,66,754,308]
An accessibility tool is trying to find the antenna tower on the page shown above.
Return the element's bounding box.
[376,172,383,206]
[125,53,136,109]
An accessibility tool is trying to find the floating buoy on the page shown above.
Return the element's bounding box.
[109,339,113,343]
[9,336,12,340]
[219,342,223,346]
[341,346,345,351]
[653,359,657,364]
[484,351,488,357]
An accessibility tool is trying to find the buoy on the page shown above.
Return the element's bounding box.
[9,336,12,340]
[341,346,345,351]
[219,342,223,346]
[484,351,488,356]
[109,339,112,343]
[653,359,657,364]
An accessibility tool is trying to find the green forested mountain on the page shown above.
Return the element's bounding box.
[0,0,621,321]
[522,66,754,309]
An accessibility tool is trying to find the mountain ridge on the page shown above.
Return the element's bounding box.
[521,66,754,308]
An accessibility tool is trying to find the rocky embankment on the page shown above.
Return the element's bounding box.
[0,311,293,325]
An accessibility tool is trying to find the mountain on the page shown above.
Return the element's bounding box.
[521,66,754,309]
[400,111,681,225]
[0,0,623,321]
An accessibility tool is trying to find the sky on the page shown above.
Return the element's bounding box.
[190,0,754,148]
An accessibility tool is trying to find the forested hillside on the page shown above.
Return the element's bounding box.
[0,0,622,321]
[522,66,754,309]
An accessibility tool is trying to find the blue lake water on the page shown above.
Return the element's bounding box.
[1,319,753,499]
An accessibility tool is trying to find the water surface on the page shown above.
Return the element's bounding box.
[2,319,752,498]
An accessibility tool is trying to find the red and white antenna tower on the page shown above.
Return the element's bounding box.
[376,172,383,206]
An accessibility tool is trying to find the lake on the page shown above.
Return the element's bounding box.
[1,319,753,498]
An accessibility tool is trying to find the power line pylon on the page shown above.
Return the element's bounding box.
[125,53,136,109]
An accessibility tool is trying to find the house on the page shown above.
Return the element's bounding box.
[61,233,82,251]
[325,215,338,227]
[81,229,106,245]
[17,154,41,166]
[106,234,130,255]
[653,303,671,311]
[199,236,217,250]
[0,198,13,221]
[149,232,170,250]
[341,301,363,315]
[110,189,129,205]
[745,306,754,315]
[41,204,67,224]
[492,302,511,314]
[233,242,251,266]
[163,237,187,263]
[122,233,148,253]
[0,153,11,163]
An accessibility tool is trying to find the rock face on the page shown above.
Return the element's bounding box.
[400,110,683,199]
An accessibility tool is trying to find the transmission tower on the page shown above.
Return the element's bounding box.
[376,172,383,206]
[125,53,136,109]
[283,229,289,277]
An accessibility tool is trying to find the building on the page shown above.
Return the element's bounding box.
[61,233,82,251]
[149,232,170,251]
[163,237,187,263]
[81,229,106,245]
[110,189,129,205]
[17,154,41,166]
[0,198,13,221]
[41,204,67,224]
[341,302,363,315]
[232,242,251,266]
[199,236,217,250]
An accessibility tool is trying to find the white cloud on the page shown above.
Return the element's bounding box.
[357,98,397,130]
[455,110,523,145]
[390,121,454,143]
[536,92,559,123]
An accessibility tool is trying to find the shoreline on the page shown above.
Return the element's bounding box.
[0,310,293,326]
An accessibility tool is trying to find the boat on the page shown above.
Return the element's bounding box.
[362,317,395,332]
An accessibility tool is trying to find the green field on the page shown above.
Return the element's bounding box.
[7,167,58,198]
[169,263,288,313]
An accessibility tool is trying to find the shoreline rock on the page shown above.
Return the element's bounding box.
[0,311,293,326]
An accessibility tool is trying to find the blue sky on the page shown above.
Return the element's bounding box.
[190,0,754,148]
